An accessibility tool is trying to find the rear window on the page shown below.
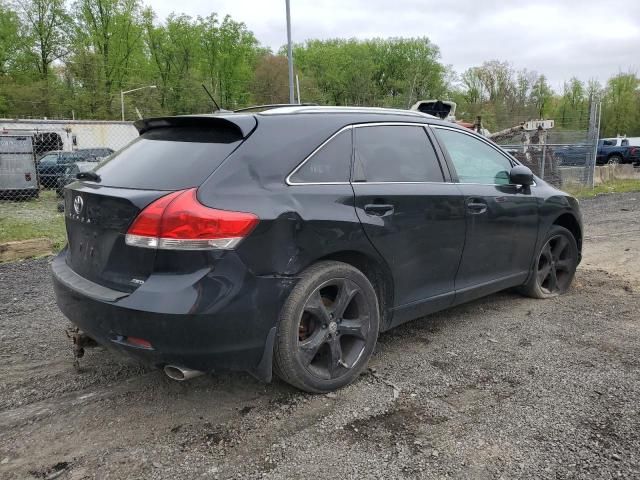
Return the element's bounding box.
[93,126,242,190]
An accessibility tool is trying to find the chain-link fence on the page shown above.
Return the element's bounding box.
[490,101,602,189]
[0,119,137,251]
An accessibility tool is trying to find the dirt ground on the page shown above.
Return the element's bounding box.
[0,192,639,480]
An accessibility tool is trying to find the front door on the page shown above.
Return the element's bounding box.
[352,124,466,325]
[432,126,539,303]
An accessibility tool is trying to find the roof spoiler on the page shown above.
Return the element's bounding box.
[134,115,257,138]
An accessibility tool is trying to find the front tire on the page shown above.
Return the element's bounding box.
[520,225,579,299]
[273,261,380,393]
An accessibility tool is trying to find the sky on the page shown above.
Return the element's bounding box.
[152,0,640,90]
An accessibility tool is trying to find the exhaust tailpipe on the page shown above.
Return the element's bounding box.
[164,365,205,381]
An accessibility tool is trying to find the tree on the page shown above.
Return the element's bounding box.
[530,75,553,118]
[74,0,146,115]
[291,37,447,108]
[0,1,21,74]
[601,73,640,137]
[252,54,289,104]
[15,0,70,79]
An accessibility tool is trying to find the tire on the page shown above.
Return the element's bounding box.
[520,225,579,299]
[607,154,622,165]
[273,261,380,393]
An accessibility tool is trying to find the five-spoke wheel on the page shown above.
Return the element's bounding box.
[521,225,579,299]
[274,261,379,392]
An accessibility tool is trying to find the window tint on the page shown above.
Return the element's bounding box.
[290,129,352,183]
[60,153,84,164]
[435,128,512,185]
[38,154,57,166]
[94,126,242,190]
[602,139,616,146]
[354,125,443,182]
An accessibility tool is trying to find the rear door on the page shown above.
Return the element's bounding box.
[0,136,38,192]
[432,126,539,302]
[64,118,253,292]
[352,123,466,324]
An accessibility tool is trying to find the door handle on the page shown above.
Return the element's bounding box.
[466,199,487,214]
[364,204,395,216]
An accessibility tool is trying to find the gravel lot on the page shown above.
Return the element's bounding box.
[1,192,639,480]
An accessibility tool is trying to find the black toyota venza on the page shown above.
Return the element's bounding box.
[52,106,582,392]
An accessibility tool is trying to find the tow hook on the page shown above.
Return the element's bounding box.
[65,327,98,370]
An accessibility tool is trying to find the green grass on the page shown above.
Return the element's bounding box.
[0,190,66,250]
[564,179,640,199]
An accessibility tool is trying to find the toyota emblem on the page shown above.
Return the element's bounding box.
[73,195,84,215]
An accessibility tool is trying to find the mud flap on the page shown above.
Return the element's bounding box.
[248,326,277,383]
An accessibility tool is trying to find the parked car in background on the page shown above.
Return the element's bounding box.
[0,135,39,199]
[37,150,98,188]
[555,139,640,166]
[598,138,640,165]
[56,162,96,197]
[52,107,583,393]
[76,147,114,160]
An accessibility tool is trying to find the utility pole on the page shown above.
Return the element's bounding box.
[285,0,295,104]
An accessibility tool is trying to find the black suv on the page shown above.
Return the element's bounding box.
[52,107,582,392]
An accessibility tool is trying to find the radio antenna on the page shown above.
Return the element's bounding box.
[202,84,221,112]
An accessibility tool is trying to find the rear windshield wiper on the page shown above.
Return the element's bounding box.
[76,171,101,182]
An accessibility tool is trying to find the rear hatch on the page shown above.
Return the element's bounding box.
[63,115,256,292]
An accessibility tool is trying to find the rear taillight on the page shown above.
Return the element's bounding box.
[25,173,32,181]
[630,147,637,156]
[125,188,258,250]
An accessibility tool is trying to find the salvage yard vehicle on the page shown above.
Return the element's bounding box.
[56,162,97,198]
[37,150,98,188]
[52,106,583,393]
[0,134,39,199]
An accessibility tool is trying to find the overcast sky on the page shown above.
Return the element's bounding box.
[153,0,639,90]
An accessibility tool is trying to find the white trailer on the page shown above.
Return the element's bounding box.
[0,134,39,198]
[0,119,139,154]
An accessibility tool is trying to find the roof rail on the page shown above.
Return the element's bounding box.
[233,103,318,113]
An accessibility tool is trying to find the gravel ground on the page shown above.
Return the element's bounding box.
[0,192,639,480]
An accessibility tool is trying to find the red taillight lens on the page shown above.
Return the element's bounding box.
[125,188,259,250]
[125,336,153,349]
[25,173,32,182]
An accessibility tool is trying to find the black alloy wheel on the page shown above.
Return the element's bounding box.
[536,234,574,295]
[297,278,370,380]
[274,261,379,392]
[520,225,578,299]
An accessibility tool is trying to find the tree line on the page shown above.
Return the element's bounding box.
[1,0,638,137]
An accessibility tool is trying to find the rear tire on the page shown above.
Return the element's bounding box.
[274,261,380,393]
[520,225,578,299]
[607,154,622,165]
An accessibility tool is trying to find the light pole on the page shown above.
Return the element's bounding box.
[285,0,294,104]
[121,85,157,121]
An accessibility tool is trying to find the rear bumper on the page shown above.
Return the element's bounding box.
[51,252,296,381]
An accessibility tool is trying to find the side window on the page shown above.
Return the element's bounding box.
[289,129,352,183]
[354,125,444,182]
[435,128,512,185]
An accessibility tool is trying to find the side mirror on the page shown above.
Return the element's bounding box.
[509,165,534,186]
